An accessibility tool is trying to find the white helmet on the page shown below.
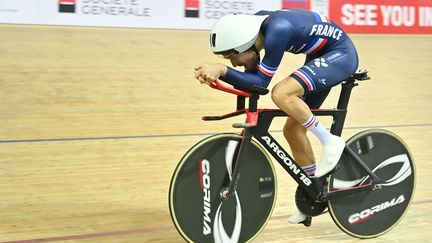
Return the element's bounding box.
[209,14,268,55]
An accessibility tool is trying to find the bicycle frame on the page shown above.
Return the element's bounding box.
[203,73,382,202]
[170,70,414,241]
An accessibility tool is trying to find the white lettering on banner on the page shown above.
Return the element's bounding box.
[341,4,377,26]
[1,0,429,31]
[381,5,415,26]
[419,7,432,26]
[340,3,428,28]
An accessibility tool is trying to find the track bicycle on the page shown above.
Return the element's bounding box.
[169,69,415,242]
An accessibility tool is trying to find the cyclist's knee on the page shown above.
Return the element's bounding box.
[271,83,290,105]
[271,78,304,106]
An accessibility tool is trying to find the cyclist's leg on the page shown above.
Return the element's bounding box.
[283,118,315,168]
[272,78,344,177]
[273,43,358,177]
[283,46,333,168]
[284,88,332,165]
[284,117,315,224]
[284,91,331,224]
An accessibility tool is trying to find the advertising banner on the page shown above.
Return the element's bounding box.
[181,0,281,29]
[0,0,281,29]
[329,0,432,33]
[0,0,430,33]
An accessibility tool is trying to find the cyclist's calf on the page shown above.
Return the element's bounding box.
[283,118,315,168]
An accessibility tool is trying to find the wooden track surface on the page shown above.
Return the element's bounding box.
[0,24,431,242]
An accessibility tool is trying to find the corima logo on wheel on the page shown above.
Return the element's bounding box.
[171,136,276,242]
[200,159,242,239]
[348,194,405,225]
[200,159,212,235]
[199,140,243,242]
[333,154,413,225]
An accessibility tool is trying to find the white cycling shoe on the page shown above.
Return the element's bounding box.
[288,210,311,227]
[315,135,346,177]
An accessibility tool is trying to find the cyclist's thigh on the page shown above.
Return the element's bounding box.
[302,89,330,109]
[291,40,359,94]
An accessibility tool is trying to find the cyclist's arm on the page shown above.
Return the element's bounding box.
[220,18,294,89]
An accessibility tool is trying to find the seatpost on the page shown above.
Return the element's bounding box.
[337,78,358,110]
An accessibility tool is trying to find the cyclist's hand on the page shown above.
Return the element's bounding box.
[194,64,227,86]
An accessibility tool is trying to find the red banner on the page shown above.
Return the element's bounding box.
[282,0,310,10]
[329,0,432,33]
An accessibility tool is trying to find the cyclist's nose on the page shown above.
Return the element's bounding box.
[230,59,238,67]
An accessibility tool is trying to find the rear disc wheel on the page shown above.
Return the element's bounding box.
[328,129,415,238]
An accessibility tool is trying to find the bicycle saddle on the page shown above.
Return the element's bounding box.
[248,84,269,95]
[351,69,371,81]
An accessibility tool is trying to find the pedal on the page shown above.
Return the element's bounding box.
[301,216,312,227]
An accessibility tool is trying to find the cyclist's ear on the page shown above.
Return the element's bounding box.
[255,32,265,52]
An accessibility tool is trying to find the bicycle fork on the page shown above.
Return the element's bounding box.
[220,126,253,200]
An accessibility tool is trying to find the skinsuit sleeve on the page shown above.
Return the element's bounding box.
[220,16,295,89]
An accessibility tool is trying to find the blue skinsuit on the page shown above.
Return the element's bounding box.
[220,9,359,108]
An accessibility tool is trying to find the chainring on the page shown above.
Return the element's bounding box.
[295,186,327,217]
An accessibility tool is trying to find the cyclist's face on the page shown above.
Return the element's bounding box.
[224,50,258,71]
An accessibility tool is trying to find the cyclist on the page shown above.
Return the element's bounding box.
[194,9,359,225]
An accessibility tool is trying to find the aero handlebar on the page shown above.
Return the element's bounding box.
[210,80,251,97]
